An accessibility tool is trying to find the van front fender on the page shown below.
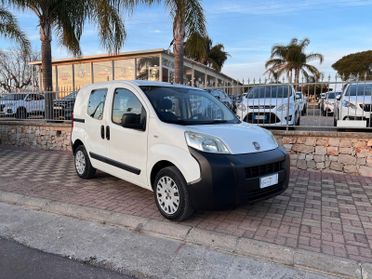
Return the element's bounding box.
[148,144,201,185]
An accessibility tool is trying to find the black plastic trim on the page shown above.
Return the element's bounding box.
[188,147,290,210]
[74,118,85,123]
[89,152,141,175]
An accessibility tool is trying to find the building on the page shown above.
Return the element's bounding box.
[30,49,239,95]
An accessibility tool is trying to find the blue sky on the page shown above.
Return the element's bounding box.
[1,0,372,80]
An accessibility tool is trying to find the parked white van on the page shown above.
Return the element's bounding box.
[71,81,290,221]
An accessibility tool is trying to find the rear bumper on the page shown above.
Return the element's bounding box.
[188,147,290,210]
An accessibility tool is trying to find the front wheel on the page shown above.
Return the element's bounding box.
[74,145,96,179]
[153,166,194,221]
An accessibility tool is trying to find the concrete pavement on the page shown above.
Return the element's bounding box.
[1,147,372,278]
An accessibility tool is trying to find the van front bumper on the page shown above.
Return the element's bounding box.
[188,147,290,210]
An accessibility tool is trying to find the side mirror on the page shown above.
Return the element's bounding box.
[295,95,301,100]
[336,95,341,101]
[121,113,145,130]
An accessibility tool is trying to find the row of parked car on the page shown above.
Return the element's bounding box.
[1,82,371,128]
[0,91,77,119]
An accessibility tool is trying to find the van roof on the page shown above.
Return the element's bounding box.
[80,80,205,91]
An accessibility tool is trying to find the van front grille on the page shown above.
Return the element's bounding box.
[245,160,284,179]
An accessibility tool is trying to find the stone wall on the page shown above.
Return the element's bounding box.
[273,130,372,177]
[0,121,71,151]
[0,121,371,177]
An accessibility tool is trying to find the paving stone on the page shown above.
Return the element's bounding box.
[0,147,372,265]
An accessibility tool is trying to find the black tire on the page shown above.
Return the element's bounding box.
[15,108,27,119]
[333,117,337,127]
[74,145,96,179]
[153,166,194,221]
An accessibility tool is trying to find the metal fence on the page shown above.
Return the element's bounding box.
[0,88,76,121]
[1,80,371,131]
[205,79,372,131]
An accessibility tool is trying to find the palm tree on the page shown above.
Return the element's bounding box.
[0,0,150,92]
[166,0,206,84]
[265,38,323,87]
[184,32,210,65]
[0,7,30,54]
[208,43,228,72]
[184,32,229,72]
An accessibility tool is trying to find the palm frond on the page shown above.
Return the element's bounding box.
[306,52,324,64]
[0,6,30,54]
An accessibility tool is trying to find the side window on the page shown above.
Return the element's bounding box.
[112,88,146,130]
[26,94,35,101]
[87,89,107,120]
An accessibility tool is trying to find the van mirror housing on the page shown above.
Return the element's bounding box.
[121,113,146,130]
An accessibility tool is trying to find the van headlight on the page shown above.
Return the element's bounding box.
[185,131,230,154]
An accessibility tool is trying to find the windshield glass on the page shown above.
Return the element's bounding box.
[1,94,27,101]
[346,84,372,97]
[248,85,292,99]
[141,86,239,125]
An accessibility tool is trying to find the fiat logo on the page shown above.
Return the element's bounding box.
[253,141,261,150]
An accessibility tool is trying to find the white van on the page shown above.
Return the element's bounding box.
[71,81,290,221]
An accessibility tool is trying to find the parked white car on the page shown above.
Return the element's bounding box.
[71,81,290,221]
[321,91,341,116]
[334,82,372,127]
[0,93,45,119]
[295,92,307,115]
[236,84,300,126]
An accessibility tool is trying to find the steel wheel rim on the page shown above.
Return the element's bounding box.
[156,176,180,215]
[75,150,86,175]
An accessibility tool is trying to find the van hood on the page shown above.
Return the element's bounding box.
[186,122,278,154]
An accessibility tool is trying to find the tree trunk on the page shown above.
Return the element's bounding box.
[173,16,185,84]
[294,68,300,90]
[40,18,54,119]
[40,19,53,91]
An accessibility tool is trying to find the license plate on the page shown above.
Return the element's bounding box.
[54,106,63,110]
[260,173,278,189]
[254,114,266,120]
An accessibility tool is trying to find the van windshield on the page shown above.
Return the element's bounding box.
[141,86,239,125]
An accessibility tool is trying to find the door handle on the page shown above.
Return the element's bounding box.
[100,125,105,139]
[106,126,110,140]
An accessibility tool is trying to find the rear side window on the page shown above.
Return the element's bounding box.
[87,89,107,120]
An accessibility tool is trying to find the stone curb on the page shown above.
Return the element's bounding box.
[0,190,367,279]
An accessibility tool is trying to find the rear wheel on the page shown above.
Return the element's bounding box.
[15,108,27,119]
[153,166,193,221]
[74,145,96,179]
